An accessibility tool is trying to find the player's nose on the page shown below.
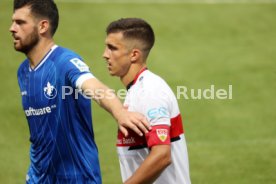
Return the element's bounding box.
[9,22,17,33]
[102,47,109,61]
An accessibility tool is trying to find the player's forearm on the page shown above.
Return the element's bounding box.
[81,78,150,136]
[81,78,123,118]
[124,145,171,184]
[96,89,124,120]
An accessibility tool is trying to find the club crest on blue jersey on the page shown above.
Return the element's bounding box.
[44,82,57,99]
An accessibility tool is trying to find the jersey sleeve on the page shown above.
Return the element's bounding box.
[140,84,173,147]
[146,125,170,147]
[140,86,172,127]
[66,57,95,89]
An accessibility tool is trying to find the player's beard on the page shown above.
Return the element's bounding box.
[14,26,39,54]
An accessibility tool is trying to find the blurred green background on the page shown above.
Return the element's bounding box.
[1,0,276,183]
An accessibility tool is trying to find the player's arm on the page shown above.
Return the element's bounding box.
[124,144,171,184]
[124,124,172,184]
[81,77,150,137]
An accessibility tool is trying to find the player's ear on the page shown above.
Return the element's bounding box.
[39,20,50,35]
[130,49,141,63]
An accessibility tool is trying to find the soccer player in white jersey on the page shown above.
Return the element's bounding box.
[9,1,150,183]
[103,18,191,184]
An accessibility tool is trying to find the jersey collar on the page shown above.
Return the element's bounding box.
[126,67,148,90]
[29,45,58,72]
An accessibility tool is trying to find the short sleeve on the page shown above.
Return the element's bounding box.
[139,87,172,127]
[66,57,94,89]
[146,125,171,148]
[138,80,173,147]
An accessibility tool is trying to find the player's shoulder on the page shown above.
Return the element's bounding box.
[137,70,178,102]
[140,70,171,92]
[52,46,90,71]
[53,46,82,61]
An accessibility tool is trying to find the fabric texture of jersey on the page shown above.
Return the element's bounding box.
[17,45,101,184]
[117,69,191,184]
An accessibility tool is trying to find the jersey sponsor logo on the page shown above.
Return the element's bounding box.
[156,129,168,142]
[26,174,30,182]
[70,58,89,72]
[24,106,52,117]
[44,82,57,99]
[21,91,27,96]
[117,137,136,145]
[147,107,170,120]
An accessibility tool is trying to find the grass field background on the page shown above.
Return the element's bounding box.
[1,0,276,183]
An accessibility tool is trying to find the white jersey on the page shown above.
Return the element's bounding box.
[117,69,191,184]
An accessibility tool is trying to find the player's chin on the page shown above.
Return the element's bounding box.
[13,41,21,49]
[107,68,115,76]
[109,72,117,76]
[109,71,120,77]
[14,45,22,51]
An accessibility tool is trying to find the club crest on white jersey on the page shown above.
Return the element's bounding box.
[156,129,168,142]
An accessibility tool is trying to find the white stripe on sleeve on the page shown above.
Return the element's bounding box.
[75,73,95,90]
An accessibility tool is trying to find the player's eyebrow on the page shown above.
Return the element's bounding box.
[107,44,118,50]
[12,18,27,24]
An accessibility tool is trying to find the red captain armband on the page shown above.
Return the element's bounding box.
[146,125,171,148]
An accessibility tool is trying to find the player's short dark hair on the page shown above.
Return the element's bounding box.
[13,0,59,36]
[106,18,155,58]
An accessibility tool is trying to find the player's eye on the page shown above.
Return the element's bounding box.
[107,44,118,51]
[15,20,25,25]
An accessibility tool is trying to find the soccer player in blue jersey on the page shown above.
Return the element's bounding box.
[9,1,150,183]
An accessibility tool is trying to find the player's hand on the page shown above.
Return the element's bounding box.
[117,108,151,137]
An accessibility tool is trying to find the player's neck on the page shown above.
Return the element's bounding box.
[27,39,55,69]
[121,63,147,87]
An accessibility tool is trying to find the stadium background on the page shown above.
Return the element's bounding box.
[0,0,275,183]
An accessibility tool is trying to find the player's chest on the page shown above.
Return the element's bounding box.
[124,87,144,111]
[19,67,59,107]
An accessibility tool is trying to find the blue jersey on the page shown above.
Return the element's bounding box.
[17,45,102,184]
